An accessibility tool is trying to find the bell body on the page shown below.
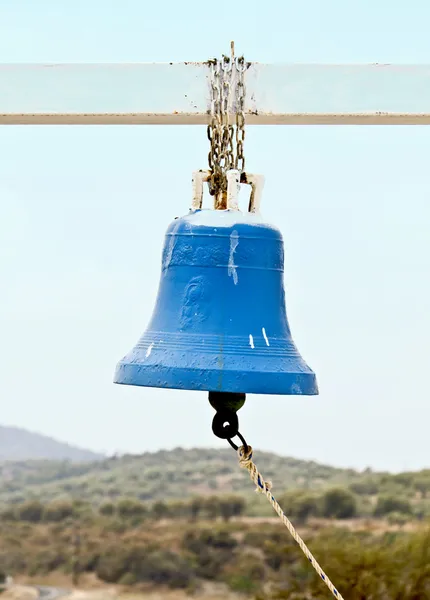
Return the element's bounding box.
[114,209,318,395]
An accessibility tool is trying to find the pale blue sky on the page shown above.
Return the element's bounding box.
[1,0,430,471]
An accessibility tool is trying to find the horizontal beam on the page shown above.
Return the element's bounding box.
[2,63,430,125]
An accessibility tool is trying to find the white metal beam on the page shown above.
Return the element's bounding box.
[2,63,430,125]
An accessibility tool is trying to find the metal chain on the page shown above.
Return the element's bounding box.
[207,59,222,196]
[207,50,247,207]
[235,56,246,174]
[220,54,235,174]
[207,55,234,205]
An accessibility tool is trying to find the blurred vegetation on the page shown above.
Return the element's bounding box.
[0,448,372,505]
[0,503,429,598]
[1,448,430,597]
[1,449,430,516]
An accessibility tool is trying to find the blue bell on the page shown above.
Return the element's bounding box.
[114,170,318,396]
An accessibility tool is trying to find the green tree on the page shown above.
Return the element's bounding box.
[99,502,115,516]
[97,544,193,589]
[219,496,246,522]
[414,476,430,499]
[130,548,193,588]
[117,498,147,520]
[95,546,130,583]
[223,554,265,594]
[279,490,320,524]
[43,501,74,522]
[17,500,44,523]
[204,496,220,520]
[182,528,237,580]
[189,497,203,522]
[387,511,410,526]
[0,508,16,521]
[349,478,379,495]
[392,473,415,487]
[152,501,169,520]
[374,495,412,517]
[168,500,188,519]
[320,488,357,519]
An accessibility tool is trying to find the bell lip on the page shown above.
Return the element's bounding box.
[113,363,319,396]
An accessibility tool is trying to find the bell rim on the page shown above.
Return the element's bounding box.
[114,363,319,396]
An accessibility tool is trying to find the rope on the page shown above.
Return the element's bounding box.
[237,445,344,600]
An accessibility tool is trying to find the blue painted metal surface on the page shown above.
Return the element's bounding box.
[114,209,318,395]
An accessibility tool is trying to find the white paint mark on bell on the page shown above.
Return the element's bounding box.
[228,229,239,285]
[249,334,255,349]
[262,327,270,346]
[146,342,154,358]
[164,220,182,270]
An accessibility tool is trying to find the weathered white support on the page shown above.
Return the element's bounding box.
[2,63,430,125]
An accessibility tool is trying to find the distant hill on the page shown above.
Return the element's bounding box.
[0,445,367,506]
[0,425,104,463]
[1,440,428,512]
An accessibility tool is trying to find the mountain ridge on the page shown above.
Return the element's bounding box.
[3,424,428,512]
[0,441,372,506]
[0,424,104,462]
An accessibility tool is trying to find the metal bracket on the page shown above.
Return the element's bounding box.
[191,169,264,212]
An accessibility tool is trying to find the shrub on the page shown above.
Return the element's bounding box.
[224,554,265,593]
[96,544,193,589]
[320,488,357,519]
[95,546,130,583]
[263,539,298,571]
[0,508,16,521]
[133,549,193,588]
[17,501,44,523]
[387,512,410,526]
[349,479,380,495]
[414,476,430,499]
[27,549,68,576]
[118,572,137,585]
[99,502,115,516]
[151,501,169,520]
[244,529,284,548]
[219,496,246,522]
[279,490,320,523]
[43,501,74,522]
[117,498,147,519]
[183,528,237,553]
[374,495,412,517]
[183,529,237,580]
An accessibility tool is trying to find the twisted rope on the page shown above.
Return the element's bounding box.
[238,445,344,600]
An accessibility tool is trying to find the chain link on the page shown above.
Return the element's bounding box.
[207,59,222,195]
[235,56,246,174]
[207,51,247,206]
[220,55,235,175]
